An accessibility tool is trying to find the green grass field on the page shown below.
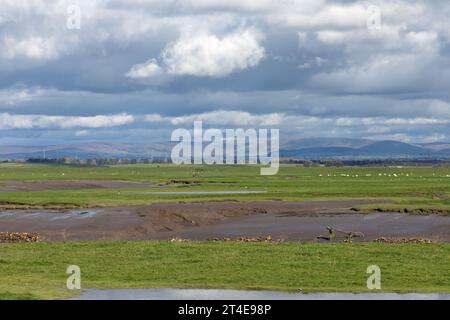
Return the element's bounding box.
[1,163,450,212]
[1,163,449,299]
[0,241,449,299]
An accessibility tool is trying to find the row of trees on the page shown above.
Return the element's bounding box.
[25,157,171,166]
[18,157,450,167]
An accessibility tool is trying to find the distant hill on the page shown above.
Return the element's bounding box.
[281,139,444,159]
[1,138,450,160]
[282,137,372,150]
[359,141,430,156]
[435,148,450,156]
[0,142,171,160]
[417,142,450,151]
[282,147,362,157]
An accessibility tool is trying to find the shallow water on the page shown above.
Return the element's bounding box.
[70,288,450,300]
[49,210,97,221]
[0,209,98,221]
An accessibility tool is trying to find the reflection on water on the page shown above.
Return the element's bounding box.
[70,288,450,300]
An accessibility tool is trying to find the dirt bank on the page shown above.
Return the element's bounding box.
[160,211,450,242]
[0,200,377,241]
[0,180,162,192]
[2,200,447,242]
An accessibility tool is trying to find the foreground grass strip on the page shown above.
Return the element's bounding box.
[0,242,449,299]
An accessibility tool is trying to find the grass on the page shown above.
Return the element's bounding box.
[0,241,449,299]
[1,164,449,299]
[1,163,450,211]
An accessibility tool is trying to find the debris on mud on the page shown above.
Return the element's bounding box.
[373,237,433,243]
[0,232,41,243]
[251,208,268,214]
[169,236,278,243]
[169,237,191,242]
[368,207,450,216]
[316,226,365,242]
[169,180,197,185]
[209,236,277,243]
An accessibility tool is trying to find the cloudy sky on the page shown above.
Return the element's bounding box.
[1,0,450,146]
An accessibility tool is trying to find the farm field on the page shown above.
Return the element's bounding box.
[0,163,450,213]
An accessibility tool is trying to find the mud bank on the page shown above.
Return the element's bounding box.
[160,212,450,242]
[0,200,381,241]
[0,180,163,192]
[1,200,448,242]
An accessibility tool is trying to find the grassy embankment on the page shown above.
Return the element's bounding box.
[0,241,449,299]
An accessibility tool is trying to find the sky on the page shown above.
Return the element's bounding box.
[1,0,450,146]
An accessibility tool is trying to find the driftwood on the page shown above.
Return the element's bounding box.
[316,226,365,242]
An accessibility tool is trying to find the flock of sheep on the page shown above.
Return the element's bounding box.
[317,172,450,178]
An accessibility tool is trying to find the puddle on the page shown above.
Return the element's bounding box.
[0,210,98,221]
[126,191,267,195]
[19,212,43,218]
[0,212,16,218]
[69,288,450,300]
[0,187,17,191]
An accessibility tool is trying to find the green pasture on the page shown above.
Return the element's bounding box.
[0,163,450,212]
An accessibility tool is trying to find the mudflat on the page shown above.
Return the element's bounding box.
[0,200,370,240]
[1,199,448,242]
[160,211,450,242]
[0,180,162,192]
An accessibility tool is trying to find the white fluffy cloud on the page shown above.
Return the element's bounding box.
[162,29,265,77]
[276,3,368,29]
[0,113,134,129]
[139,109,450,143]
[2,36,61,60]
[143,109,450,129]
[0,87,42,105]
[127,28,265,79]
[145,110,282,126]
[126,59,163,79]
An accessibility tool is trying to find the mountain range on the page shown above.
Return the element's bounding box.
[0,142,171,160]
[1,138,450,160]
[281,138,450,158]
